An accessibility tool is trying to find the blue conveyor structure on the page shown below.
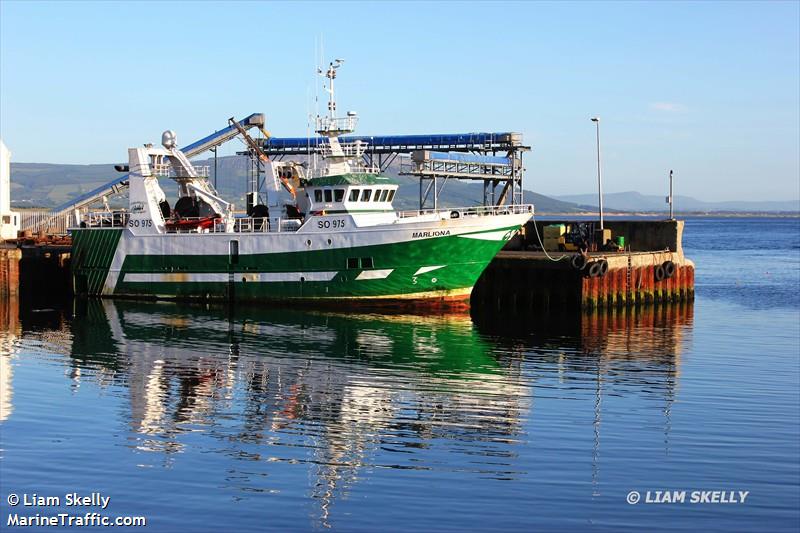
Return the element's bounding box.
[262,132,523,157]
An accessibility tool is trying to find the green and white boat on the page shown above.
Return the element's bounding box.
[71,65,532,309]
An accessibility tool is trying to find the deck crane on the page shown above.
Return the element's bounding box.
[228,117,297,207]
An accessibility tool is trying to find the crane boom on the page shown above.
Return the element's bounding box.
[228,117,296,199]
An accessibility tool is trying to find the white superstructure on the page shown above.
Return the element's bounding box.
[0,140,20,240]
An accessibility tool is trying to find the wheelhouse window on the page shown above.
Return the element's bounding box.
[314,190,323,202]
[334,189,345,202]
[361,189,372,202]
[387,190,396,202]
[349,189,360,201]
[324,189,333,202]
[379,190,389,202]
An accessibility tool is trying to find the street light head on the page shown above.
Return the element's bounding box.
[590,117,599,122]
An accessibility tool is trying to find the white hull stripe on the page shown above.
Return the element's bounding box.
[458,229,513,241]
[124,272,338,283]
[414,265,445,276]
[124,273,228,283]
[244,272,338,282]
[355,269,394,280]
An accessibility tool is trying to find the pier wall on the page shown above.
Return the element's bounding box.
[472,251,694,311]
[0,247,21,296]
[476,220,694,312]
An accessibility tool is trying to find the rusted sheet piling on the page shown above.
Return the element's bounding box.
[472,251,695,311]
[1,247,22,296]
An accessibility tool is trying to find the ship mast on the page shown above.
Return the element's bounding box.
[326,60,339,121]
[314,59,368,177]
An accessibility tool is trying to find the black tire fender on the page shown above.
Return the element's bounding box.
[655,264,666,282]
[663,260,676,279]
[571,254,588,270]
[588,261,602,278]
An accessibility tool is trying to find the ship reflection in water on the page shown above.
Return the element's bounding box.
[1,297,693,529]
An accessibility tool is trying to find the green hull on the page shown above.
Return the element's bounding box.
[72,224,520,305]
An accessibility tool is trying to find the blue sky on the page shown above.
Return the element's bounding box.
[1,0,798,201]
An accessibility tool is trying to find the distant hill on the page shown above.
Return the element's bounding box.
[9,156,587,213]
[555,191,800,213]
[13,159,794,214]
[10,162,128,208]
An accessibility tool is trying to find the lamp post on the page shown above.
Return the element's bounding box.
[590,117,604,231]
[668,169,674,219]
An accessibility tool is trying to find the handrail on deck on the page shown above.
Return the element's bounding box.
[397,204,533,218]
[72,204,532,233]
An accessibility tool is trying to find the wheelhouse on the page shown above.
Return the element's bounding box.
[298,173,398,215]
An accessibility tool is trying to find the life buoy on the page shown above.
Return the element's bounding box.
[571,254,587,270]
[655,264,666,282]
[663,260,676,278]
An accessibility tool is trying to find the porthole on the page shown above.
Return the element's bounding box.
[306,239,312,247]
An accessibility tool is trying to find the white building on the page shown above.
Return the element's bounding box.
[0,140,20,240]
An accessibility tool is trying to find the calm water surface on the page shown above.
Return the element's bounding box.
[1,217,798,531]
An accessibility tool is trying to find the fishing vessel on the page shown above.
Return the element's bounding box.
[70,63,533,309]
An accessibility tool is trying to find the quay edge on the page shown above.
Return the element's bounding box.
[472,219,695,312]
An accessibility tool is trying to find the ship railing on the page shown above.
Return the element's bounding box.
[81,210,131,228]
[397,204,534,219]
[232,217,302,234]
[318,140,369,158]
[352,164,381,174]
[152,164,210,178]
[19,210,73,235]
[308,163,380,179]
[162,216,303,234]
[316,115,357,134]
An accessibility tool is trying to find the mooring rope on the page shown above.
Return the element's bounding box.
[530,212,568,262]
